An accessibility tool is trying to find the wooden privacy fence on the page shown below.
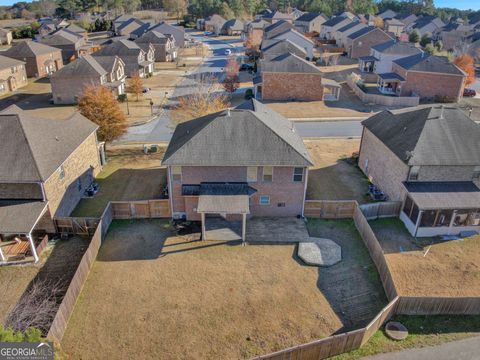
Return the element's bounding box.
[54,217,100,236]
[304,200,357,219]
[359,201,402,220]
[111,199,170,219]
[396,296,480,315]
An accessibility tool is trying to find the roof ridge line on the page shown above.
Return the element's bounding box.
[15,113,44,181]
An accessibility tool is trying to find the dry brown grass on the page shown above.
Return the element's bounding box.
[61,220,343,359]
[306,139,368,202]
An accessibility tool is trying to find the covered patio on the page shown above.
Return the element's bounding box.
[0,200,50,264]
[358,55,378,73]
[321,78,341,101]
[399,182,480,237]
[376,72,405,95]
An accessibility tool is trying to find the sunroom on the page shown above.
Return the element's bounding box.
[399,181,480,237]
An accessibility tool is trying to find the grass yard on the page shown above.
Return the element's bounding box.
[62,220,348,359]
[370,218,480,297]
[332,315,480,359]
[71,147,167,217]
[305,139,369,202]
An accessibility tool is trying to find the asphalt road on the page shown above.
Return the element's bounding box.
[117,35,363,144]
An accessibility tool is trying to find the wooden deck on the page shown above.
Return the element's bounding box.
[0,235,48,263]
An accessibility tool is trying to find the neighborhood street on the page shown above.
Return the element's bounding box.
[117,35,363,143]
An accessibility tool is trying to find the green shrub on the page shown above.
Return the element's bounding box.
[117,94,127,102]
[0,326,43,342]
[245,89,254,100]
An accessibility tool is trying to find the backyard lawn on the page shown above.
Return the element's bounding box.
[71,147,167,217]
[61,219,388,359]
[370,218,480,297]
[306,139,369,203]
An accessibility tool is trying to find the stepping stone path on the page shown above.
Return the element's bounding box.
[298,238,342,266]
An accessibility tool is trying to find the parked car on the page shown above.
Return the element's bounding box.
[239,63,253,71]
[203,31,213,36]
[463,88,477,98]
[143,87,151,93]
[224,49,232,55]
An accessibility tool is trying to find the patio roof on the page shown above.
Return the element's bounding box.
[403,181,480,210]
[0,200,48,234]
[358,55,378,62]
[197,195,250,214]
[377,72,405,81]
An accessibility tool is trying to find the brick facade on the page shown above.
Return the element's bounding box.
[43,132,102,217]
[358,128,410,201]
[0,63,27,95]
[169,165,307,220]
[22,51,63,77]
[393,63,465,101]
[261,72,324,101]
[348,29,393,59]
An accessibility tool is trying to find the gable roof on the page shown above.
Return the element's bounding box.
[295,12,327,23]
[362,106,480,166]
[0,54,25,70]
[347,26,377,40]
[322,16,349,27]
[222,18,244,31]
[412,15,444,30]
[337,21,365,33]
[162,99,312,167]
[94,39,143,56]
[92,55,123,73]
[372,40,423,56]
[0,105,98,182]
[261,52,320,73]
[385,18,405,26]
[3,41,60,58]
[264,20,292,38]
[51,54,106,77]
[393,54,465,76]
[150,22,185,36]
[40,28,82,46]
[262,39,307,58]
[64,23,87,34]
[272,28,314,44]
[117,17,145,33]
[205,14,226,24]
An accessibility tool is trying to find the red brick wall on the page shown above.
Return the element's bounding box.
[392,63,465,101]
[350,30,393,59]
[169,165,307,219]
[262,72,324,101]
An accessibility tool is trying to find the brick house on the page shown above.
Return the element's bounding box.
[92,39,154,77]
[358,106,480,237]
[346,26,393,58]
[3,41,63,78]
[0,105,102,262]
[40,28,93,63]
[135,30,177,62]
[390,53,466,101]
[294,12,328,33]
[162,99,313,242]
[254,52,340,101]
[0,55,28,95]
[50,54,126,104]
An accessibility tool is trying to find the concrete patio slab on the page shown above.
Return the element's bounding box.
[298,238,342,266]
[246,217,310,243]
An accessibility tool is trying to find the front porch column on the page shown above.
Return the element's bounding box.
[242,213,247,246]
[447,210,457,235]
[414,210,423,238]
[27,233,39,263]
[201,212,206,241]
[0,245,5,262]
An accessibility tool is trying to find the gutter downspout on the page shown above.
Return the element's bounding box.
[301,167,309,218]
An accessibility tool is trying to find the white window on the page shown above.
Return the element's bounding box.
[259,195,270,205]
[247,166,257,182]
[293,167,304,182]
[172,166,182,181]
[263,166,273,182]
[473,166,480,180]
[59,165,65,180]
[409,166,420,181]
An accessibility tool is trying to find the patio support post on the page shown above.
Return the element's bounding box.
[0,245,5,262]
[242,213,247,246]
[201,213,206,241]
[447,210,457,235]
[414,210,423,238]
[27,233,39,263]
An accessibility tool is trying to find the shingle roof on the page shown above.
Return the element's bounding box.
[385,18,404,26]
[272,28,314,44]
[3,41,60,58]
[40,28,82,46]
[347,26,376,39]
[393,54,465,76]
[262,39,307,58]
[362,106,480,166]
[162,99,312,167]
[0,200,49,233]
[94,39,143,56]
[372,40,423,56]
[322,16,349,27]
[295,12,326,23]
[0,105,98,182]
[91,55,120,73]
[0,55,25,70]
[222,18,244,31]
[264,20,292,38]
[117,17,145,33]
[261,52,320,73]
[51,54,106,77]
[337,21,364,33]
[65,23,87,33]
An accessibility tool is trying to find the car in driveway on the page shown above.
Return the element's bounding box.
[464,88,477,98]
[224,49,232,55]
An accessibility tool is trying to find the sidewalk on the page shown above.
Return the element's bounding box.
[362,336,480,360]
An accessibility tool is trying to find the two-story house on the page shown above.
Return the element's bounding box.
[333,21,366,48]
[294,12,328,34]
[0,105,102,263]
[149,22,185,48]
[3,41,63,78]
[267,28,315,59]
[345,26,393,59]
[162,99,313,241]
[39,28,93,63]
[93,39,154,77]
[50,54,126,104]
[135,30,177,62]
[359,106,480,237]
[204,14,226,35]
[0,55,28,95]
[319,15,352,40]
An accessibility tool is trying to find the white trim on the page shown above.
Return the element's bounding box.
[292,167,305,183]
[167,166,174,218]
[302,168,308,217]
[262,166,273,182]
[259,195,270,205]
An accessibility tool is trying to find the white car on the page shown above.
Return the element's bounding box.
[224,49,232,55]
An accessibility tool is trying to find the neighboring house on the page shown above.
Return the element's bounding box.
[291,8,305,21]
[407,16,445,36]
[261,39,307,60]
[243,19,268,49]
[377,9,397,20]
[0,55,28,95]
[395,13,418,27]
[37,22,57,37]
[135,30,177,62]
[50,54,126,104]
[263,10,294,24]
[39,28,92,63]
[92,39,154,77]
[294,12,328,33]
[256,9,272,20]
[263,20,293,39]
[346,26,393,58]
[359,39,422,74]
[269,28,315,59]
[64,23,88,38]
[439,21,474,51]
[204,14,226,35]
[320,16,352,40]
[162,98,313,241]
[467,32,480,62]
[0,105,103,262]
[116,17,146,38]
[334,21,366,48]
[149,22,185,48]
[0,28,12,45]
[255,52,340,101]
[389,53,466,101]
[221,19,244,35]
[113,14,137,33]
[384,18,405,37]
[358,106,480,237]
[359,14,376,26]
[3,41,63,78]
